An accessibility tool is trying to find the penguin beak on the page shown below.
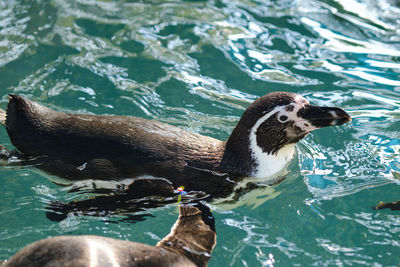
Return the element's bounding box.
[297,105,351,129]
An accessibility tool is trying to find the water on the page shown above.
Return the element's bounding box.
[0,0,400,266]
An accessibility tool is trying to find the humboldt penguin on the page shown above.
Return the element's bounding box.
[2,204,216,267]
[0,92,351,193]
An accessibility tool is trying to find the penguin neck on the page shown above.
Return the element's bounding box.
[220,123,256,177]
[220,109,296,178]
[221,134,295,178]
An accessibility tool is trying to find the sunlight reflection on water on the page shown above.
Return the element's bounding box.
[1,0,400,266]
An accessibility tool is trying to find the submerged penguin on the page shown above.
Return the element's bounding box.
[372,200,400,211]
[2,204,216,267]
[0,92,350,192]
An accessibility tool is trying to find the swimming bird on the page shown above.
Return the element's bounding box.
[0,92,350,193]
[2,204,216,267]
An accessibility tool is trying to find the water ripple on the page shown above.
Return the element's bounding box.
[1,0,400,266]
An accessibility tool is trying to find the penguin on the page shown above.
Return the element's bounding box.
[372,200,400,211]
[1,204,216,267]
[0,92,351,193]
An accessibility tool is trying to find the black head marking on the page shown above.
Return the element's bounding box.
[255,112,306,154]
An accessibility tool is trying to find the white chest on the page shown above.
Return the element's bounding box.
[250,143,295,178]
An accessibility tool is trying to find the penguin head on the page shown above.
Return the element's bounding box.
[245,92,351,154]
[224,92,351,177]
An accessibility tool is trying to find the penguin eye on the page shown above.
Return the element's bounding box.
[278,115,288,123]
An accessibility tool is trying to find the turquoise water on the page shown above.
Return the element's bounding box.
[1,0,400,266]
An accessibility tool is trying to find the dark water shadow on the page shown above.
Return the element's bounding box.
[75,18,125,39]
[22,0,57,38]
[155,77,228,115]
[120,40,145,53]
[0,44,79,90]
[45,178,211,223]
[42,171,282,224]
[157,23,200,46]
[100,56,169,83]
[189,44,296,94]
[1,147,277,223]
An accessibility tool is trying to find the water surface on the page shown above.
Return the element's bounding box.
[0,0,400,266]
